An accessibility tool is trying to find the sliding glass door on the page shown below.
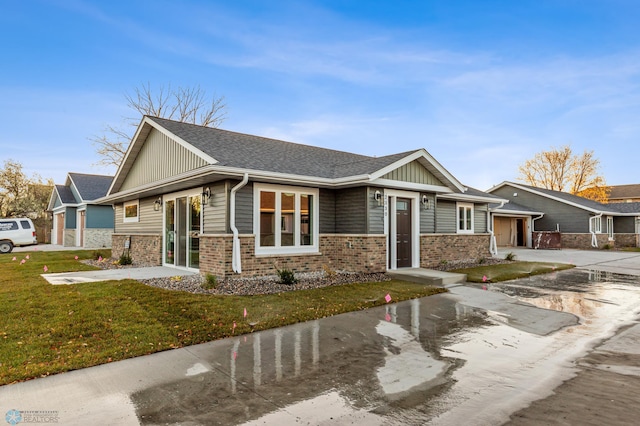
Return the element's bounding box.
[164,192,201,270]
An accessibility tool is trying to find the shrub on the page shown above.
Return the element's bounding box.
[602,244,611,250]
[202,273,217,289]
[478,257,487,264]
[118,252,133,265]
[322,264,337,278]
[275,267,298,285]
[505,252,516,261]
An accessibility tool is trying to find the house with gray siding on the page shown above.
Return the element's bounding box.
[488,181,640,249]
[99,116,505,278]
[48,173,114,248]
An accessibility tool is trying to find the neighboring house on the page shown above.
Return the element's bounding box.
[488,181,640,249]
[98,116,506,278]
[608,184,640,203]
[488,201,545,248]
[48,173,114,248]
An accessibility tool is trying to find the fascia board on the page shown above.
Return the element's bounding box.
[47,187,60,211]
[369,178,454,193]
[493,208,545,216]
[439,193,508,203]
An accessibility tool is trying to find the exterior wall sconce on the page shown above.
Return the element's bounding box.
[153,197,162,212]
[202,187,212,205]
[421,194,431,210]
[373,190,383,207]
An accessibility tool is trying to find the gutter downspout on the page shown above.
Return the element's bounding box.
[531,213,545,249]
[230,173,249,273]
[590,212,603,248]
[488,201,505,256]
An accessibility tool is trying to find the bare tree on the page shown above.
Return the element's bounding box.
[518,145,609,202]
[92,83,227,168]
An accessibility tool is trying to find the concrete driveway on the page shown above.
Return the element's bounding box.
[1,248,639,425]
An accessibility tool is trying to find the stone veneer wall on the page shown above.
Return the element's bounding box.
[199,234,387,278]
[612,233,639,248]
[112,233,162,265]
[83,228,113,249]
[561,233,612,249]
[63,229,76,247]
[420,234,491,268]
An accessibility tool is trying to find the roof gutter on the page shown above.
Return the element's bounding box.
[590,212,604,248]
[230,173,249,273]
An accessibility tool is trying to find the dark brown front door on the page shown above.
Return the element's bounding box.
[396,198,412,268]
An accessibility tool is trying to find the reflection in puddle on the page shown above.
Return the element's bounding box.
[130,270,640,425]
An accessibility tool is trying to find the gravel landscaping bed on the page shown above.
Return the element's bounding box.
[82,258,389,295]
[82,256,512,295]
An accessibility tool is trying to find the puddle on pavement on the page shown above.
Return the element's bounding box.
[131,269,640,425]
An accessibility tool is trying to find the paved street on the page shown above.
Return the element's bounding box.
[1,248,639,425]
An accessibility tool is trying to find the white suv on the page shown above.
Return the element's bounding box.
[0,218,38,253]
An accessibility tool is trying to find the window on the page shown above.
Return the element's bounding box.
[254,184,318,254]
[20,220,31,229]
[590,216,602,233]
[0,221,18,231]
[123,200,139,223]
[457,203,474,233]
[606,216,614,239]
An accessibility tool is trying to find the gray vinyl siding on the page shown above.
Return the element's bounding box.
[474,204,488,233]
[492,185,592,233]
[614,216,635,233]
[436,200,456,233]
[367,187,384,234]
[336,187,367,234]
[420,193,436,233]
[85,205,114,229]
[114,197,163,233]
[203,181,228,234]
[70,184,81,203]
[319,189,336,234]
[53,195,62,209]
[120,128,208,192]
[382,160,444,186]
[234,182,253,234]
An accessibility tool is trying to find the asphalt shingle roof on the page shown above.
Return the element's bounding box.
[491,201,544,214]
[606,202,640,214]
[68,173,113,201]
[149,117,419,179]
[609,184,640,200]
[55,185,77,204]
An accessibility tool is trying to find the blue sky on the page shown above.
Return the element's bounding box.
[2,0,639,189]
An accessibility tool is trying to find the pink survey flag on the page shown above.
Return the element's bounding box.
[232,322,237,333]
[43,265,48,273]
[20,259,26,265]
[385,293,392,303]
[243,307,247,318]
[25,255,30,260]
[11,257,16,261]
[74,256,79,260]
[482,275,488,282]
[98,256,103,262]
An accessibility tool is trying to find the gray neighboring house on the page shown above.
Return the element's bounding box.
[98,116,506,278]
[488,181,640,249]
[608,184,640,203]
[48,173,114,248]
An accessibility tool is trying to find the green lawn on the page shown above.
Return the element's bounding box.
[0,250,445,385]
[451,261,574,283]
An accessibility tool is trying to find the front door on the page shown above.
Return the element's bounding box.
[396,198,412,268]
[164,194,201,269]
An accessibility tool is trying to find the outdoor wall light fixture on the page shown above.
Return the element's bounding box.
[373,190,383,206]
[421,194,431,210]
[202,187,213,206]
[153,197,162,212]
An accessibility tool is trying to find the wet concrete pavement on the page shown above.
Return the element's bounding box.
[2,249,640,425]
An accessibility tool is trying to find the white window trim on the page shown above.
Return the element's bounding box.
[123,200,139,223]
[590,216,602,233]
[456,202,474,234]
[606,216,614,240]
[253,183,319,255]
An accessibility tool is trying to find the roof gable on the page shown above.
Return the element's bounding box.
[68,173,113,202]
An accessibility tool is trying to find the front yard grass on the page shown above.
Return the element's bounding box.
[0,250,445,385]
[452,261,574,283]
